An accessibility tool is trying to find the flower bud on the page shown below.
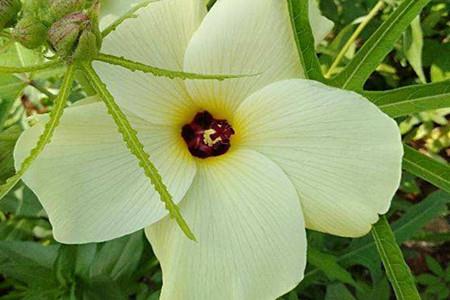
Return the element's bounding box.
[12,16,48,49]
[48,12,101,62]
[49,0,85,20]
[0,0,21,30]
[21,0,53,25]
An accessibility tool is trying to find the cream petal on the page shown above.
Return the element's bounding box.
[146,149,307,300]
[234,79,403,237]
[99,0,141,30]
[94,0,205,126]
[183,0,304,116]
[309,0,334,45]
[14,103,196,243]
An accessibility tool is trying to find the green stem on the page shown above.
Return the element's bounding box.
[372,216,421,300]
[28,80,56,101]
[326,0,385,78]
[95,53,251,80]
[0,60,62,74]
[81,62,196,242]
[0,64,76,201]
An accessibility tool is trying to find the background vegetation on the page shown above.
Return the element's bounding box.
[0,0,448,299]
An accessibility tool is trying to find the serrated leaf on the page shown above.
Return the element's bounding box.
[0,64,76,201]
[371,216,421,300]
[95,53,250,81]
[403,145,450,193]
[330,0,431,91]
[363,80,450,118]
[287,0,325,82]
[82,62,196,241]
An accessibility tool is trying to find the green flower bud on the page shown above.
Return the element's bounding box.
[48,12,101,62]
[0,0,21,30]
[12,16,48,49]
[49,0,85,20]
[21,0,53,25]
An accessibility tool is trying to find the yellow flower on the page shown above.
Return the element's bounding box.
[15,0,403,299]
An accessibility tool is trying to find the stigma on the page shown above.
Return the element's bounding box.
[182,111,235,159]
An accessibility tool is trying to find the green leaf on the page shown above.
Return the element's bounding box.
[325,283,356,300]
[302,191,449,285]
[286,0,325,82]
[363,80,450,118]
[0,38,42,68]
[425,256,445,277]
[307,247,356,286]
[0,64,76,201]
[371,216,421,300]
[416,273,440,286]
[89,231,144,280]
[0,241,59,285]
[0,60,62,74]
[0,76,26,130]
[54,245,78,286]
[403,17,426,83]
[0,127,20,184]
[95,53,251,81]
[427,42,450,83]
[403,145,450,193]
[80,275,127,300]
[81,62,196,241]
[330,0,431,91]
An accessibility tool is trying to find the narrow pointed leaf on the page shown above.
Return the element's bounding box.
[0,60,62,74]
[0,64,76,200]
[364,80,450,117]
[403,145,450,193]
[330,0,431,91]
[95,53,250,81]
[287,0,325,82]
[372,216,421,300]
[81,63,196,241]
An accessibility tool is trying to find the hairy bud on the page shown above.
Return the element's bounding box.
[0,0,21,30]
[49,0,85,20]
[12,16,48,49]
[48,11,101,62]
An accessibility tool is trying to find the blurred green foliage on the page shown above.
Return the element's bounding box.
[0,0,448,299]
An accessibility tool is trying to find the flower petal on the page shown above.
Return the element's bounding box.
[234,79,403,237]
[183,0,303,115]
[94,0,205,126]
[14,103,196,243]
[99,0,141,30]
[146,149,307,300]
[309,0,334,45]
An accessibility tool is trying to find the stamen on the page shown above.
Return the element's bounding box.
[182,111,235,159]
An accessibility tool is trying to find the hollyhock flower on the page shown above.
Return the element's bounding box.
[14,0,403,299]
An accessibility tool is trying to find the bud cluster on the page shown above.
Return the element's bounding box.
[5,0,102,62]
[0,0,21,30]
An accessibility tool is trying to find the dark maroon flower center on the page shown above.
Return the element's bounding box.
[182,111,235,159]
